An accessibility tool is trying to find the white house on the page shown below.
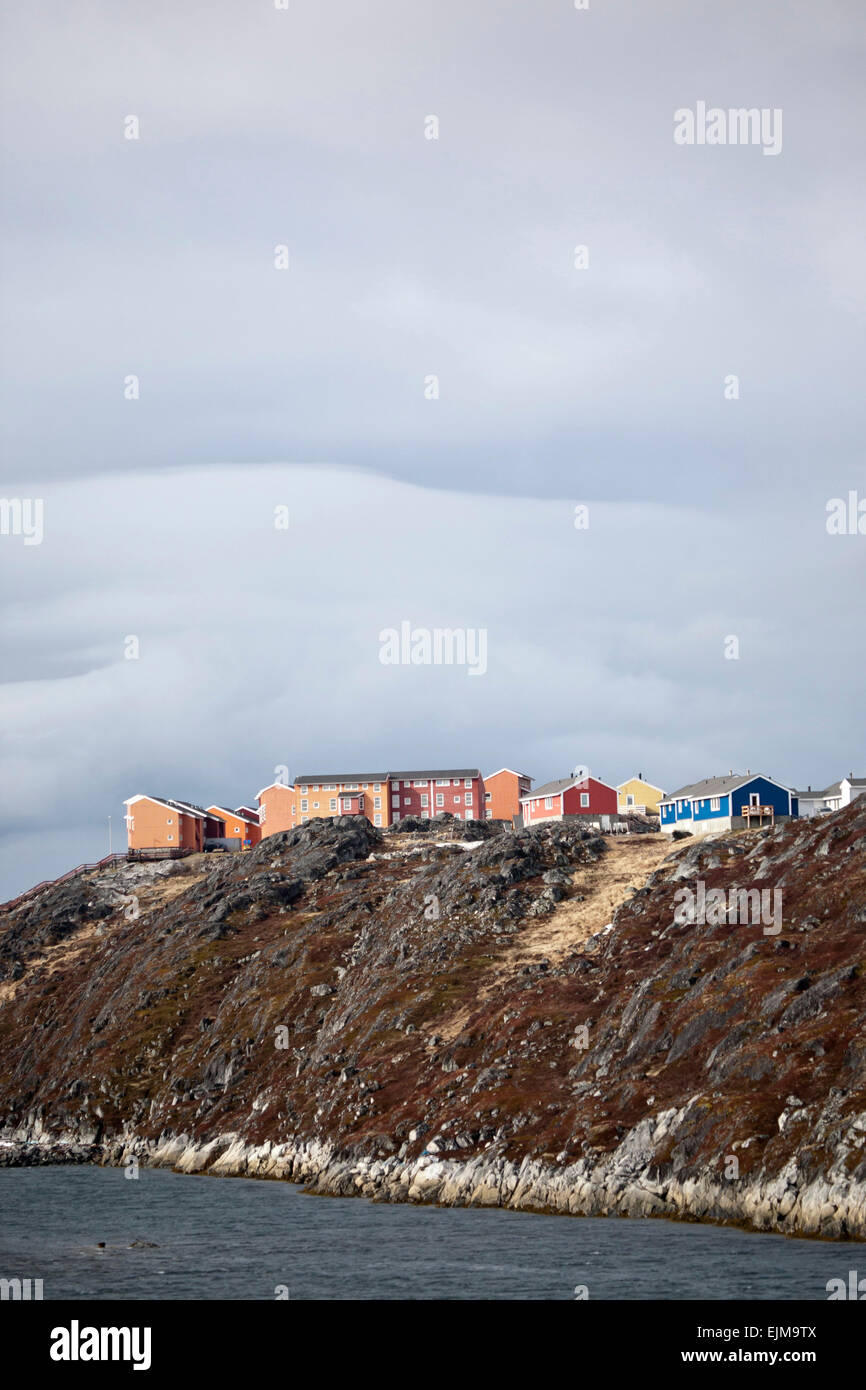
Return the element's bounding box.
[795,775,866,819]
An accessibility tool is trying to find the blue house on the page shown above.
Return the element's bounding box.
[659,773,798,835]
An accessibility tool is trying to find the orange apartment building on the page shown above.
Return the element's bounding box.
[205,805,262,848]
[256,782,297,836]
[278,772,390,829]
[483,768,533,824]
[123,795,218,852]
[256,769,487,835]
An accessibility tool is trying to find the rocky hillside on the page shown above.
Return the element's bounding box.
[1,803,865,1239]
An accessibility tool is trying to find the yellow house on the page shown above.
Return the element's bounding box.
[616,774,665,817]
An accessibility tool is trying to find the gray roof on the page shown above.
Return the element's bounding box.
[295,769,480,785]
[521,776,576,799]
[210,805,258,823]
[388,769,480,780]
[796,776,865,800]
[150,795,207,819]
[795,783,841,800]
[295,773,387,785]
[662,775,748,802]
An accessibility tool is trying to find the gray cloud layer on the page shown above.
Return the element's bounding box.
[0,1,864,896]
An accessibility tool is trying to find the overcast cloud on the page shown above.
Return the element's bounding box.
[0,1,864,898]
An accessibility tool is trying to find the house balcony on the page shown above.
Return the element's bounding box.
[740,803,775,825]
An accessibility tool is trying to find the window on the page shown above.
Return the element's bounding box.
[464,793,472,805]
[711,797,720,811]
[453,779,460,786]
[403,796,410,804]
[373,783,381,792]
[324,784,336,791]
[453,796,460,803]
[345,783,359,791]
[374,797,381,809]
[234,825,241,834]
[329,799,337,812]
[301,816,309,823]
[167,833,174,841]
[545,796,553,809]
[413,780,426,788]
[374,814,382,826]
[166,817,173,825]
[421,795,428,806]
[301,800,308,812]
[626,794,634,807]
[436,779,449,787]
[436,794,444,807]
[485,792,491,802]
[580,793,590,807]
[750,792,760,807]
[312,785,319,792]
[464,778,472,788]
[391,796,400,808]
[313,801,319,809]
[361,783,368,790]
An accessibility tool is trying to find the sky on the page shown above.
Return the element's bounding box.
[1,0,864,898]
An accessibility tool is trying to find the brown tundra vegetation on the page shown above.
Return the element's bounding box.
[1,800,865,1239]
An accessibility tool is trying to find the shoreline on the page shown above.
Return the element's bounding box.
[3,1121,864,1243]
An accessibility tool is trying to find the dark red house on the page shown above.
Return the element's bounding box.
[519,772,618,825]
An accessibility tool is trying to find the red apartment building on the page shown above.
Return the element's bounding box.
[388,770,485,824]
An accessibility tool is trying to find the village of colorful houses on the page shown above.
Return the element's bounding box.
[122,767,866,856]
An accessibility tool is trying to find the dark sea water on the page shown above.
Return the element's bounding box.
[0,1166,860,1300]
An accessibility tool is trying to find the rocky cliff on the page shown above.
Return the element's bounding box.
[1,802,865,1238]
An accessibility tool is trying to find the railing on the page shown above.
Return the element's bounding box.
[741,803,775,825]
[0,848,193,912]
[126,847,194,862]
